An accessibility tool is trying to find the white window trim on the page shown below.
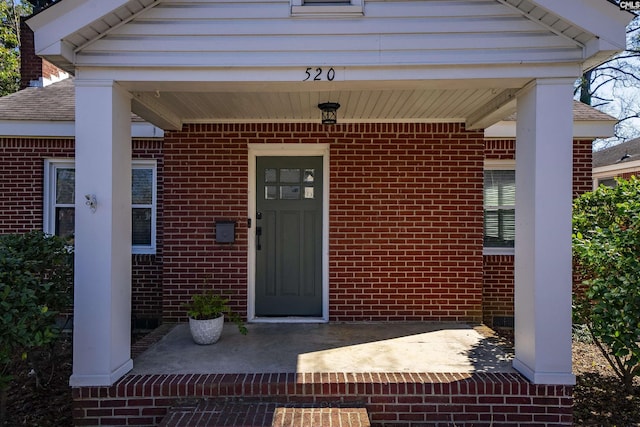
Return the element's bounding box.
[483,159,515,256]
[291,0,363,16]
[43,158,75,239]
[131,160,158,255]
[44,158,158,255]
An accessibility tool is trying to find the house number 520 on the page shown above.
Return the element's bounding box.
[303,67,336,81]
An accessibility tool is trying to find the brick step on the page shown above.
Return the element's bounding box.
[159,401,370,427]
[272,407,370,427]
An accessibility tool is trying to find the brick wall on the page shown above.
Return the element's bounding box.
[0,137,164,325]
[162,123,485,322]
[573,139,594,197]
[72,372,573,426]
[19,19,67,89]
[329,123,484,321]
[482,138,594,327]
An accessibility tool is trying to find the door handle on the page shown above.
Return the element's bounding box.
[256,226,262,250]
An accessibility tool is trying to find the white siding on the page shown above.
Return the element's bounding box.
[72,0,583,68]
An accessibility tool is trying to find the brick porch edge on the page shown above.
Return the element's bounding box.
[72,371,572,426]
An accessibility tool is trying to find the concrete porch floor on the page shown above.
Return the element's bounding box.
[131,322,515,375]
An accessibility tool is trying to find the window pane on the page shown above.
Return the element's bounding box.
[501,209,515,243]
[280,185,301,200]
[598,178,617,188]
[265,168,277,183]
[484,170,515,207]
[265,185,277,200]
[132,168,153,204]
[280,169,300,183]
[304,186,314,199]
[132,208,152,245]
[56,169,75,204]
[304,169,315,183]
[484,208,515,247]
[55,207,75,240]
[484,210,499,243]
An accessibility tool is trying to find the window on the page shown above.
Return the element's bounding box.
[484,162,515,253]
[597,177,617,188]
[44,159,157,254]
[291,0,363,16]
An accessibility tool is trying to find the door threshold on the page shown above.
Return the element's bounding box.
[250,317,328,324]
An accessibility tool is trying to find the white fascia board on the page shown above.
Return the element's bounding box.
[79,63,583,85]
[593,160,640,177]
[0,120,164,139]
[485,120,615,139]
[27,0,132,56]
[530,0,631,50]
[36,40,76,72]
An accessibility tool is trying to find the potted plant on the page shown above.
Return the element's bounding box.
[183,292,248,345]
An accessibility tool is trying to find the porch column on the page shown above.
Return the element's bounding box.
[512,78,576,385]
[69,80,133,387]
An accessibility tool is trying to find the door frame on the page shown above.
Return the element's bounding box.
[247,143,330,323]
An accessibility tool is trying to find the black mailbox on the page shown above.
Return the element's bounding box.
[215,220,236,243]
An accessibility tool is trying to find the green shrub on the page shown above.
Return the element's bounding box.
[0,231,73,423]
[573,177,640,393]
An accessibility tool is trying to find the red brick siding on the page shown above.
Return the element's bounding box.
[19,19,66,89]
[0,138,73,231]
[573,139,594,197]
[482,255,515,326]
[482,139,594,327]
[161,124,250,321]
[0,137,164,323]
[162,123,484,322]
[72,372,573,426]
[483,139,515,160]
[330,123,484,321]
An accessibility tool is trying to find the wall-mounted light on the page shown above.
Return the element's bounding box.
[318,102,340,125]
[85,194,97,213]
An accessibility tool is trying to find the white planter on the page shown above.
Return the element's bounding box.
[188,314,224,345]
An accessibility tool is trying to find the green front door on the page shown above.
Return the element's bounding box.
[255,156,323,317]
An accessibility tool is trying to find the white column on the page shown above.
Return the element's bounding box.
[512,78,576,385]
[70,80,133,387]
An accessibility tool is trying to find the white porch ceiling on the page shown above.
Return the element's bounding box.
[122,79,530,127]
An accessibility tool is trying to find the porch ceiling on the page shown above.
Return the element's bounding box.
[122,78,529,128]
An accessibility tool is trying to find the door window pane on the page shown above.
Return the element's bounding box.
[265,185,277,200]
[280,185,301,200]
[280,169,300,183]
[265,168,277,183]
[304,169,315,182]
[304,186,314,199]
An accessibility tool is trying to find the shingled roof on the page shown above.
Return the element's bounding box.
[503,100,616,122]
[0,77,150,124]
[593,138,640,168]
[0,78,74,121]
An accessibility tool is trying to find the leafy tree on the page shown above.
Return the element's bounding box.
[0,231,72,425]
[573,177,640,393]
[576,3,640,146]
[24,0,58,12]
[0,1,26,95]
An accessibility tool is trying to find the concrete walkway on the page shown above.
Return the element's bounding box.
[131,322,515,375]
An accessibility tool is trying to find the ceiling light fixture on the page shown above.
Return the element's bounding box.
[318,102,340,125]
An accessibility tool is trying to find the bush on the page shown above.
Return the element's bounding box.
[573,177,640,393]
[0,231,73,423]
